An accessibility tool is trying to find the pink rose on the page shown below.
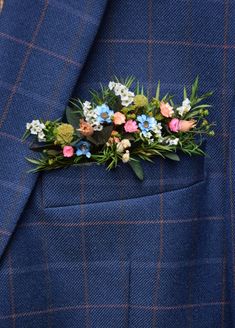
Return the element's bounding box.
[124,120,138,133]
[160,101,174,118]
[113,112,126,125]
[63,146,74,157]
[168,118,180,132]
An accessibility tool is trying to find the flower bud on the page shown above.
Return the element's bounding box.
[178,119,197,132]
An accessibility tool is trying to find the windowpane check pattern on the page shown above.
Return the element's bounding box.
[0,0,234,327]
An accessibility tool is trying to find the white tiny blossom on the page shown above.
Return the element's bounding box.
[108,81,134,106]
[144,132,152,139]
[176,98,191,117]
[166,138,179,146]
[26,122,32,130]
[38,132,46,142]
[30,127,38,135]
[116,142,125,153]
[122,150,130,163]
[152,123,162,137]
[182,98,191,107]
[83,101,92,110]
[26,119,46,138]
[108,81,116,90]
[31,120,41,128]
[93,124,103,131]
[121,139,131,149]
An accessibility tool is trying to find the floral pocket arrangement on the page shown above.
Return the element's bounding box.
[23,77,215,180]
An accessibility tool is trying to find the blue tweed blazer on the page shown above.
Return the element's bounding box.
[0,0,234,327]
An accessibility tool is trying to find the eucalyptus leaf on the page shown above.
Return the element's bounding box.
[128,159,144,180]
[155,80,160,100]
[164,153,180,161]
[66,106,82,129]
[86,125,113,146]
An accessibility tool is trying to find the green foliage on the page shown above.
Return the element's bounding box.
[23,76,214,180]
[128,159,144,180]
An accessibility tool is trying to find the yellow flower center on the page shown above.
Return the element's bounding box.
[101,112,108,119]
[144,121,149,128]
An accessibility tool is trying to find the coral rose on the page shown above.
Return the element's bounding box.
[178,119,197,132]
[160,102,174,118]
[78,119,94,136]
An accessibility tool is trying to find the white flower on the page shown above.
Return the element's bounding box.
[182,98,191,107]
[144,131,153,139]
[108,81,116,90]
[38,131,46,142]
[121,139,131,149]
[122,150,130,163]
[116,142,125,153]
[26,119,46,138]
[26,122,32,130]
[93,124,103,131]
[166,138,179,146]
[31,119,41,127]
[152,123,162,137]
[83,101,92,110]
[176,98,191,117]
[29,127,38,135]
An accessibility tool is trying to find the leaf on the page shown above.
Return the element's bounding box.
[190,76,199,101]
[66,106,82,129]
[183,86,187,99]
[164,153,180,161]
[155,81,160,100]
[22,129,31,141]
[29,142,57,152]
[155,113,164,121]
[86,125,113,146]
[128,159,144,180]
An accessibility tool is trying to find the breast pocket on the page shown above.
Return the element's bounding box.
[41,141,207,209]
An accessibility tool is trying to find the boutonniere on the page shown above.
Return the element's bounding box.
[22,77,215,180]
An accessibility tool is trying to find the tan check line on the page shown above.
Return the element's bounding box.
[0,301,229,320]
[0,228,11,236]
[98,38,235,50]
[41,1,95,326]
[19,216,224,229]
[0,131,30,145]
[0,1,49,128]
[151,160,164,328]
[221,1,230,326]
[0,32,82,68]
[7,251,16,328]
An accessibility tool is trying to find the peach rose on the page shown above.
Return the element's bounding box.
[113,112,126,125]
[178,119,197,132]
[160,101,174,118]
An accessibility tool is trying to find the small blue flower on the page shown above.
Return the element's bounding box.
[96,104,114,124]
[76,141,91,158]
[137,114,157,136]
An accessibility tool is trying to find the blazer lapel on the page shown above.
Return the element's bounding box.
[0,0,108,259]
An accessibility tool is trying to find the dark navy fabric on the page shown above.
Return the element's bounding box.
[0,0,234,327]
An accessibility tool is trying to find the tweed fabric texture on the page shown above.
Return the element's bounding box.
[0,0,234,327]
